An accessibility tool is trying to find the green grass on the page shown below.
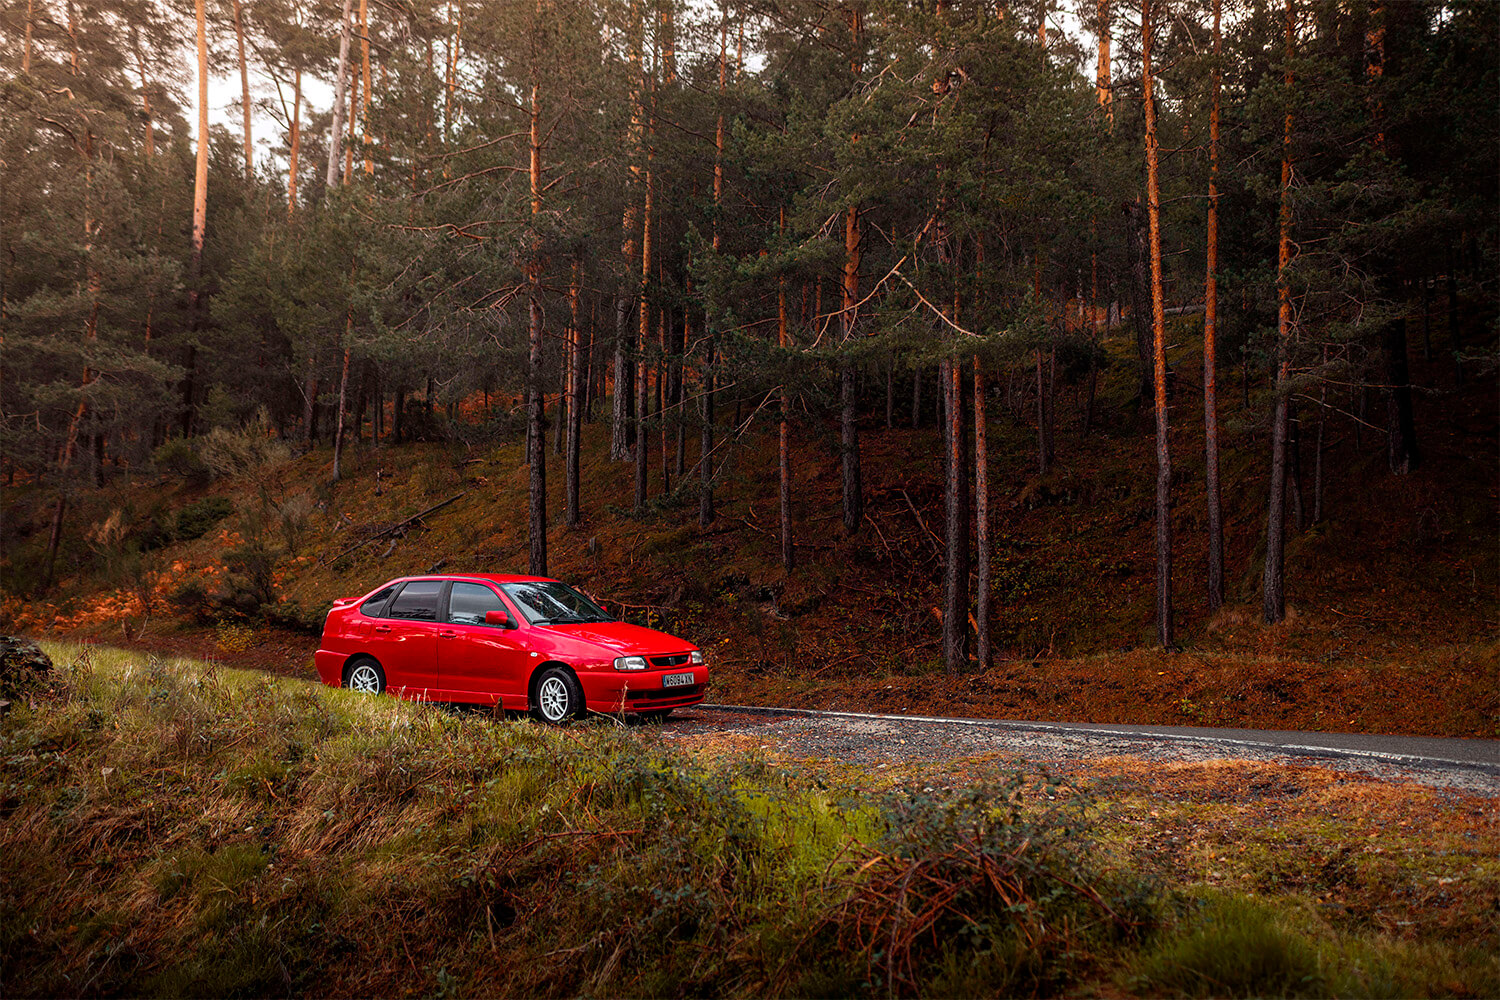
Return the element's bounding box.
[1,643,1495,997]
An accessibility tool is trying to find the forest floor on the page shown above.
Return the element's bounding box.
[3,332,1496,738]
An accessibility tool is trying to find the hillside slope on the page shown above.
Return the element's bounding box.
[3,332,1495,737]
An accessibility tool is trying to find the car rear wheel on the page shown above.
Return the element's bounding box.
[345,657,386,694]
[533,667,582,724]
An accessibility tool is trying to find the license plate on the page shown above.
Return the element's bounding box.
[662,671,694,688]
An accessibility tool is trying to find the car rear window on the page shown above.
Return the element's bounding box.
[384,580,444,622]
[360,586,396,617]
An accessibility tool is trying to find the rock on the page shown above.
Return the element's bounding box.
[0,635,55,701]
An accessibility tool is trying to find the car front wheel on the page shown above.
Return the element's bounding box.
[533,667,582,724]
[344,657,386,694]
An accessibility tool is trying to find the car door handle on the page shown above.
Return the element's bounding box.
[438,630,457,638]
[373,625,391,633]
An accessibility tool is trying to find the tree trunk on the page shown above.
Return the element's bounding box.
[43,494,66,591]
[657,303,669,495]
[582,297,596,422]
[699,338,715,526]
[840,7,863,536]
[618,0,644,468]
[699,6,726,529]
[885,363,894,430]
[554,314,566,457]
[526,79,547,577]
[444,1,462,147]
[232,0,252,179]
[1143,0,1173,648]
[23,0,33,76]
[974,356,991,668]
[1446,263,1463,386]
[331,343,351,481]
[1288,405,1303,532]
[1263,0,1296,625]
[1421,277,1432,361]
[675,306,687,478]
[325,0,354,191]
[372,367,383,444]
[1203,0,1225,612]
[359,0,373,177]
[1313,365,1326,524]
[183,0,209,437]
[612,291,631,459]
[840,365,861,533]
[567,261,582,527]
[635,339,649,512]
[344,35,359,184]
[635,13,655,517]
[130,26,154,158]
[1384,317,1418,474]
[1124,202,1152,405]
[941,357,968,673]
[1096,0,1112,124]
[778,209,794,574]
[911,367,922,428]
[191,0,209,284]
[287,67,302,216]
[634,140,653,515]
[1034,347,1051,475]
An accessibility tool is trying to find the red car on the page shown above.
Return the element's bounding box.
[314,574,707,723]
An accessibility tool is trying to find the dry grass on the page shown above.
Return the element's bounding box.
[2,644,1497,997]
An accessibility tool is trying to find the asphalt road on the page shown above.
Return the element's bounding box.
[686,703,1500,794]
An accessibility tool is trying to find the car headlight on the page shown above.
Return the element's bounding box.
[613,656,647,671]
[689,650,704,665]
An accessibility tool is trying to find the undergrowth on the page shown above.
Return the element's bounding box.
[1,644,1494,997]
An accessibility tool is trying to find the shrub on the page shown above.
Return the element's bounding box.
[790,776,1157,997]
[151,437,209,483]
[173,496,234,542]
[274,493,315,555]
[196,410,291,479]
[167,579,210,621]
[261,598,324,635]
[217,535,279,614]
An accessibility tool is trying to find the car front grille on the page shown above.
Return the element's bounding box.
[649,653,691,667]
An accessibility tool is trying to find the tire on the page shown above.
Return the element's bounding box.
[532,666,582,724]
[344,656,386,695]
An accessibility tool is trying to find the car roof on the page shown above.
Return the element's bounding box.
[387,573,557,586]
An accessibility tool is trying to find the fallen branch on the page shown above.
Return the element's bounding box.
[323,492,467,566]
[898,489,942,556]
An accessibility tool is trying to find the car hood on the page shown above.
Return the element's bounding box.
[538,621,693,656]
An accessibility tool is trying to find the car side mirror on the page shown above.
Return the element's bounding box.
[485,610,517,629]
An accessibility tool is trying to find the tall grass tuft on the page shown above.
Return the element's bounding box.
[1136,895,1325,998]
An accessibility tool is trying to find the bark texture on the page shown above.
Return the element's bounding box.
[1142,0,1173,648]
[1203,0,1225,611]
[1264,0,1296,625]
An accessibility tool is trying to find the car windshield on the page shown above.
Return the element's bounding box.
[502,581,613,625]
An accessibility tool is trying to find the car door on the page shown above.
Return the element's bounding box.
[372,579,444,695]
[438,581,533,705]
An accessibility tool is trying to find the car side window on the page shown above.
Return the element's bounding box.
[360,586,396,617]
[384,580,444,622]
[448,582,511,627]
